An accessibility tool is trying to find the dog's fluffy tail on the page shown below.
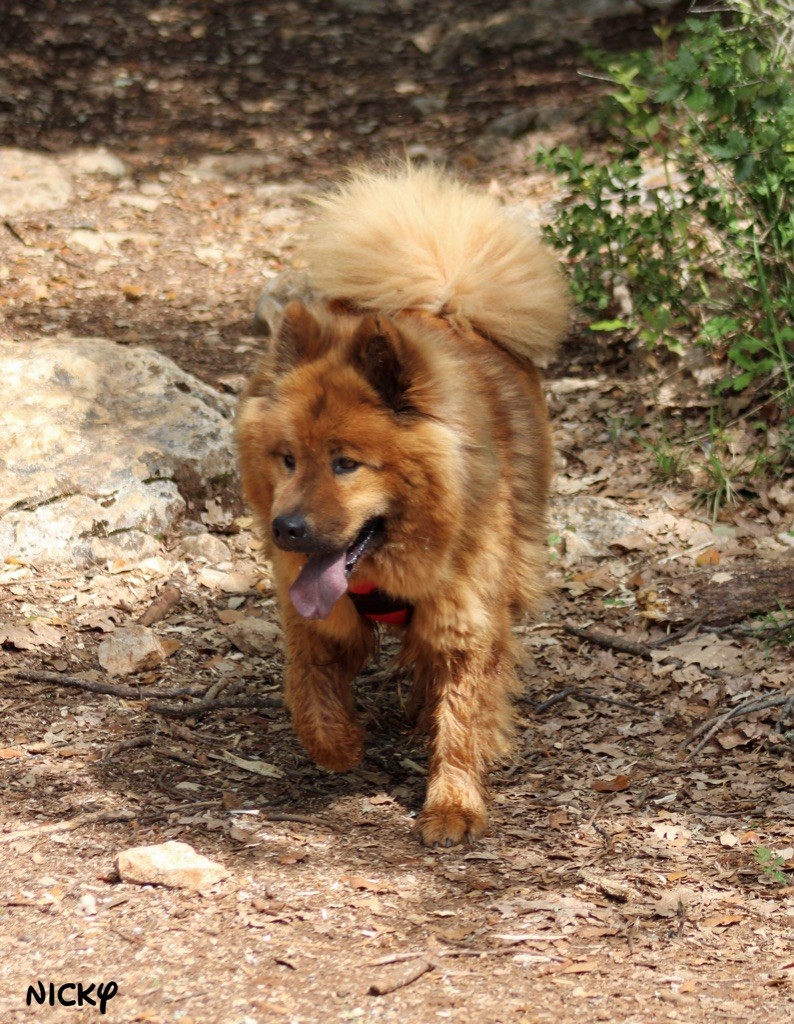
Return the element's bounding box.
[302,163,570,367]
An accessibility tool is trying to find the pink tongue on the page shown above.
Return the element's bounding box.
[289,550,348,620]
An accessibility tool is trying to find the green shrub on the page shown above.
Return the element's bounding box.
[538,1,793,494]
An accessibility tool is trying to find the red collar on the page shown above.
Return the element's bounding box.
[347,581,412,625]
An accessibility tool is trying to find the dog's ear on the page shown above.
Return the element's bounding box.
[350,316,418,414]
[272,302,327,372]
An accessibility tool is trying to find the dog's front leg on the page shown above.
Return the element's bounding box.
[282,606,374,773]
[409,614,518,847]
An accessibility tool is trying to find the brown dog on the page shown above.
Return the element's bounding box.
[237,165,569,846]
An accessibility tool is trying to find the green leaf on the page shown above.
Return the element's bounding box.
[701,316,740,340]
[734,154,756,183]
[657,82,683,103]
[589,319,632,332]
[673,46,699,78]
[686,85,711,113]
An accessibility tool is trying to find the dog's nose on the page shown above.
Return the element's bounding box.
[272,512,309,550]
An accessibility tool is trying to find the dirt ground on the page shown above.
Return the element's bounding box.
[1,3,792,1023]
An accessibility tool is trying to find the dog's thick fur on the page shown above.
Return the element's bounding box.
[237,165,569,846]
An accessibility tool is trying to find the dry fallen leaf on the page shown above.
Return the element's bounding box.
[558,960,599,975]
[717,722,769,749]
[701,914,744,929]
[695,547,720,566]
[216,752,284,778]
[340,875,392,893]
[278,851,309,866]
[0,622,62,650]
[591,774,631,793]
[80,608,121,632]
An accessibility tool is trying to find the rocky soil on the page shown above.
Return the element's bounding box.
[1,2,792,1023]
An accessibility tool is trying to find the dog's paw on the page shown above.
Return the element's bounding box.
[299,720,365,774]
[414,804,488,848]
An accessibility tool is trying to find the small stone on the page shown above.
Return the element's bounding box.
[115,840,230,891]
[220,618,281,656]
[77,893,98,916]
[186,153,280,181]
[487,109,538,138]
[117,192,161,212]
[97,625,167,676]
[176,532,232,563]
[66,148,128,178]
[82,531,166,572]
[552,495,648,562]
[197,566,259,593]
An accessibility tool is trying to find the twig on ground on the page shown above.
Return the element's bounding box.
[562,624,652,660]
[137,583,182,626]
[778,693,794,735]
[532,686,651,715]
[367,951,431,968]
[4,668,208,700]
[202,675,236,703]
[260,811,339,829]
[5,666,281,720]
[683,691,794,758]
[149,694,282,719]
[0,809,138,844]
[367,958,433,996]
[151,746,209,769]
[101,736,154,760]
[0,572,85,587]
[4,219,31,245]
[703,620,794,641]
[646,616,705,648]
[591,821,614,851]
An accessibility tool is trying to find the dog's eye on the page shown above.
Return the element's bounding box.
[282,454,296,470]
[332,456,360,475]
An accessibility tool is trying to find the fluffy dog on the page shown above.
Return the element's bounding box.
[237,164,569,846]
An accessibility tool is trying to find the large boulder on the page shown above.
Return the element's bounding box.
[428,1,683,66]
[0,337,236,566]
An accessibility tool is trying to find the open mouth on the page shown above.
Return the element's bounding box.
[344,516,385,574]
[289,516,386,621]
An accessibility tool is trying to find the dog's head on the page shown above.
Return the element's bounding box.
[237,303,464,619]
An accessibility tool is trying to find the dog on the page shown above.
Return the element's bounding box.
[237,164,569,846]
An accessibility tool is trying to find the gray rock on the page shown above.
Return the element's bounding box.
[186,153,280,181]
[432,9,545,67]
[115,840,230,891]
[0,337,236,566]
[552,495,648,566]
[0,148,73,217]
[83,531,165,570]
[97,625,167,676]
[333,0,388,11]
[487,109,539,139]
[220,618,281,656]
[488,102,588,138]
[63,148,128,178]
[430,0,682,67]
[176,532,233,563]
